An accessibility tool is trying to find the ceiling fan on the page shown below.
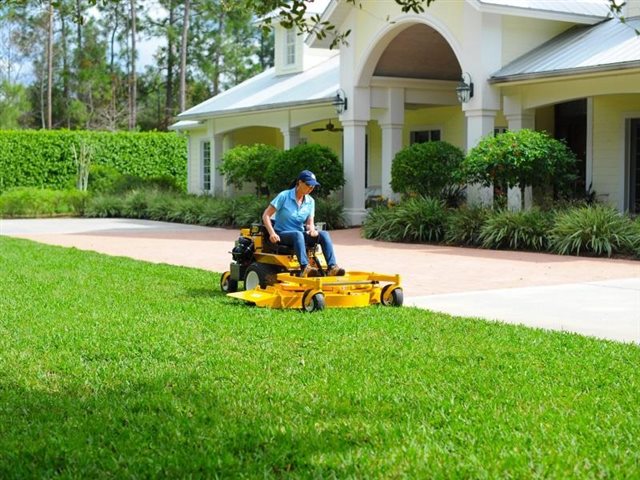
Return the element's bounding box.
[312,121,343,133]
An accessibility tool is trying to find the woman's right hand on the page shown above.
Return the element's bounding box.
[269,233,280,243]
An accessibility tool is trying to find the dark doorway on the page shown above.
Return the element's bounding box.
[555,99,587,195]
[630,119,640,213]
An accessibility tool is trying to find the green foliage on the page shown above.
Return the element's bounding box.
[0,81,30,129]
[391,141,465,199]
[218,144,280,195]
[0,187,87,218]
[3,236,640,478]
[87,165,123,193]
[362,197,447,243]
[83,190,271,228]
[0,130,187,193]
[315,197,347,230]
[549,205,640,257]
[464,129,578,202]
[479,208,553,251]
[265,143,345,197]
[445,206,490,246]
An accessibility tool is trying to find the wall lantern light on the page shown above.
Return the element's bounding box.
[332,89,348,114]
[456,72,474,104]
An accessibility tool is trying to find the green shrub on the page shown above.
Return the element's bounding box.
[464,129,578,206]
[0,130,187,193]
[445,206,490,246]
[166,196,208,224]
[218,144,280,195]
[145,191,178,222]
[198,197,236,227]
[230,196,267,227]
[479,208,553,251]
[265,144,344,197]
[87,164,122,193]
[110,174,182,194]
[362,197,447,243]
[362,205,402,241]
[549,205,640,257]
[84,194,125,218]
[315,197,346,230]
[391,141,465,200]
[0,187,87,218]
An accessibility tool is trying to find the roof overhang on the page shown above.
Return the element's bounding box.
[468,0,610,24]
[490,62,640,86]
[176,97,336,122]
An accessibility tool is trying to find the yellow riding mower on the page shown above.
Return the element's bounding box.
[220,224,403,312]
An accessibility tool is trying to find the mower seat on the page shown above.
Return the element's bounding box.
[260,225,296,255]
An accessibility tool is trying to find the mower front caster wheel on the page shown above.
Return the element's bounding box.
[302,290,326,312]
[220,271,238,293]
[381,285,403,307]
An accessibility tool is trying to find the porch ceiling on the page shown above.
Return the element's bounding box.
[373,24,461,81]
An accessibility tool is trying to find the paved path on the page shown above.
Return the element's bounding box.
[2,218,639,344]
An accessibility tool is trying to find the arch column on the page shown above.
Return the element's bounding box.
[281,127,301,149]
[465,108,497,206]
[342,119,369,226]
[379,87,405,199]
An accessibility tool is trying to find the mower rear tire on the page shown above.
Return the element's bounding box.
[220,271,238,293]
[302,290,326,312]
[244,263,279,290]
[381,285,404,307]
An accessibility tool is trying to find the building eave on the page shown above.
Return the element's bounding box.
[490,62,640,86]
[176,97,335,122]
[468,0,609,24]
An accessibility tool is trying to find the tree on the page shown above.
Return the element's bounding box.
[46,0,54,128]
[265,144,345,197]
[391,141,465,199]
[464,129,578,209]
[0,80,31,128]
[129,0,137,129]
[178,0,189,113]
[219,144,280,195]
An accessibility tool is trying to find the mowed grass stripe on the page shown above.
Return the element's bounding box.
[1,236,639,478]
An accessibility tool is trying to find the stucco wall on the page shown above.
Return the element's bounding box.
[186,129,208,194]
[592,95,640,210]
[501,17,573,66]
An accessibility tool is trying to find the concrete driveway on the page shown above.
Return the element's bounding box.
[2,217,639,344]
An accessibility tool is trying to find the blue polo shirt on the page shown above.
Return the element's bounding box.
[270,188,315,233]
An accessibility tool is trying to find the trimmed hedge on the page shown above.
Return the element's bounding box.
[0,130,187,193]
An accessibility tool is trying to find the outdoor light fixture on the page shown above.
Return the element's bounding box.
[456,72,474,104]
[332,89,348,114]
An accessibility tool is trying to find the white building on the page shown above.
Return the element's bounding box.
[172,0,640,225]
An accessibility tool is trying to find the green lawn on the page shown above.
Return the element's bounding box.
[1,236,639,478]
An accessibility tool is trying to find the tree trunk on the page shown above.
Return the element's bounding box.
[178,0,190,113]
[46,0,54,129]
[129,0,137,130]
[164,1,175,129]
[60,13,70,128]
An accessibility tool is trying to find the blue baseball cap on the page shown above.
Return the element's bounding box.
[298,170,320,187]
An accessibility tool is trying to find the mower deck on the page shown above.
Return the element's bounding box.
[227,271,403,312]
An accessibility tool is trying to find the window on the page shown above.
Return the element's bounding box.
[285,29,296,66]
[410,129,441,144]
[202,141,211,192]
[494,127,507,136]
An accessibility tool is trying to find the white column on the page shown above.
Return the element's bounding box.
[379,87,405,200]
[465,109,497,206]
[222,135,235,197]
[212,134,225,197]
[506,110,535,210]
[342,119,368,226]
[281,127,301,149]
